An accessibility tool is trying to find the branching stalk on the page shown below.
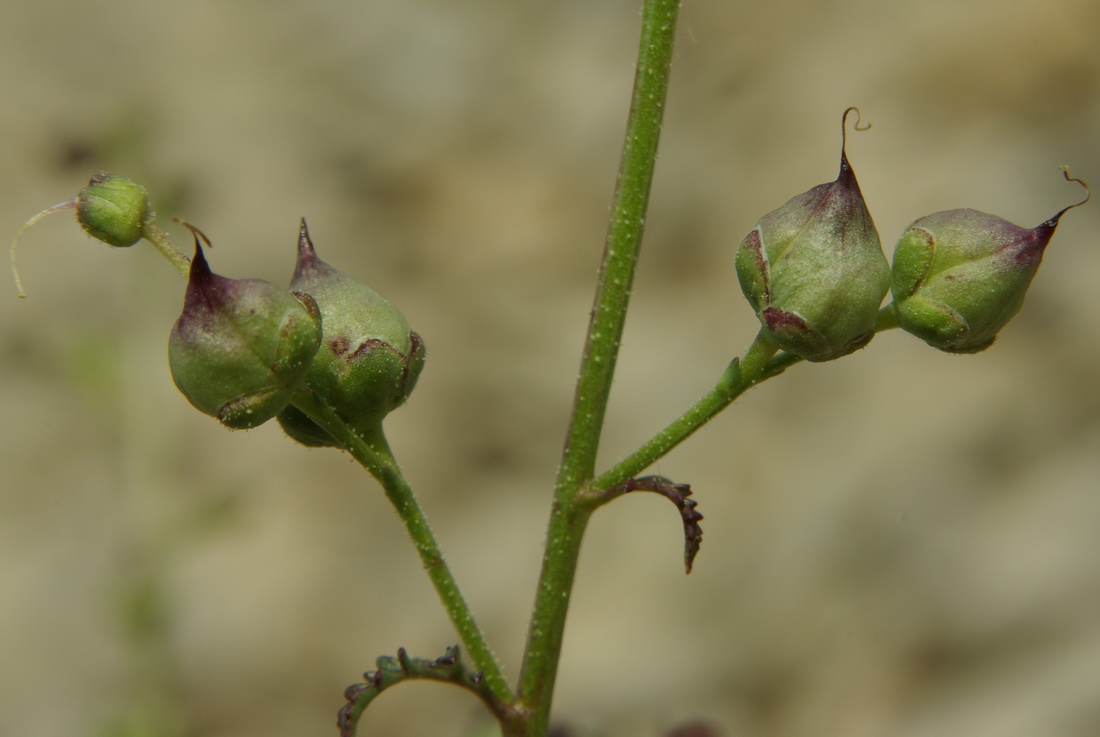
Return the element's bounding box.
[591,331,781,495]
[287,388,516,709]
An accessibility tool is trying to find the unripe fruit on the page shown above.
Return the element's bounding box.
[276,221,425,447]
[76,172,152,247]
[890,168,1088,353]
[735,108,890,361]
[169,241,323,429]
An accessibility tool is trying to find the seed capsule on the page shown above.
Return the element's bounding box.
[168,241,322,429]
[890,168,1088,353]
[276,221,425,447]
[735,108,890,361]
[75,172,152,247]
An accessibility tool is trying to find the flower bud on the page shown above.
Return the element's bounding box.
[11,172,186,298]
[735,108,890,361]
[76,172,152,247]
[276,221,425,447]
[168,241,323,429]
[890,169,1088,353]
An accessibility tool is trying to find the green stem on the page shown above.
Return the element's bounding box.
[553,0,682,493]
[517,0,682,733]
[287,389,515,709]
[591,309,908,496]
[875,303,901,332]
[591,331,782,495]
[141,223,191,279]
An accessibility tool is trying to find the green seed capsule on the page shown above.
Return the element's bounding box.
[276,221,425,447]
[890,168,1088,353]
[168,241,323,429]
[735,108,890,361]
[76,172,152,247]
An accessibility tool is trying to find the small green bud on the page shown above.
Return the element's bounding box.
[275,221,425,447]
[735,108,890,361]
[890,168,1089,353]
[11,172,190,297]
[168,241,323,429]
[76,172,152,247]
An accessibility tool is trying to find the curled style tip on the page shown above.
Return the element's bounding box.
[1037,167,1090,231]
[839,106,870,172]
[842,106,871,137]
[173,218,213,250]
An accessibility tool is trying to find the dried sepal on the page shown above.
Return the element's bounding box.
[337,646,507,737]
[619,475,704,574]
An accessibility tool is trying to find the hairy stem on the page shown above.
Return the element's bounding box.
[287,389,515,709]
[591,331,782,495]
[554,0,681,492]
[517,1,682,733]
[590,309,907,497]
[141,223,191,279]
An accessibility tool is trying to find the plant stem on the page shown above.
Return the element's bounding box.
[590,331,781,495]
[141,223,191,278]
[875,303,901,332]
[590,309,907,496]
[554,0,682,492]
[287,389,515,709]
[517,0,682,733]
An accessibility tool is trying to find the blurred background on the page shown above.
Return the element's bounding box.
[2,0,1098,736]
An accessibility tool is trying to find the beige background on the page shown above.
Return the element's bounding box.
[2,1,1098,736]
